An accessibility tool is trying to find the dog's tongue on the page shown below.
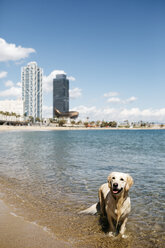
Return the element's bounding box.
[113,190,118,194]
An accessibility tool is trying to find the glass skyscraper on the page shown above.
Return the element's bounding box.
[21,62,43,120]
[53,74,69,118]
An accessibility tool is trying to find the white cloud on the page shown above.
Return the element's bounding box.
[104,91,119,97]
[120,108,140,117]
[71,105,165,122]
[43,70,66,93]
[71,105,115,120]
[0,71,8,79]
[120,108,165,121]
[106,95,137,104]
[102,108,116,115]
[0,86,21,98]
[0,38,35,62]
[69,88,82,99]
[43,70,76,93]
[16,82,22,87]
[72,105,97,115]
[125,96,137,103]
[4,80,14,87]
[118,108,165,122]
[104,91,137,105]
[67,76,76,81]
[43,105,53,118]
[107,97,121,103]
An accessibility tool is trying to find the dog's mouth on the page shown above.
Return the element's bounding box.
[112,188,123,194]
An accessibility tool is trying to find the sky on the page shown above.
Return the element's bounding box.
[0,0,165,122]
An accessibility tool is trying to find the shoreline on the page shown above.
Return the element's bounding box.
[0,125,165,132]
[0,198,72,248]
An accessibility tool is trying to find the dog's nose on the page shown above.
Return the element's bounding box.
[113,183,118,188]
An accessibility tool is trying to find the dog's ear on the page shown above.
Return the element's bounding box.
[107,173,113,188]
[125,174,134,191]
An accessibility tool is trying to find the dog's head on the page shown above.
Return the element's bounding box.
[107,172,133,196]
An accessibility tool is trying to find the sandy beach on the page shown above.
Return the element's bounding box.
[0,125,74,132]
[0,125,164,132]
[0,199,72,248]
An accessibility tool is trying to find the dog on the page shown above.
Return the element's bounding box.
[80,172,133,237]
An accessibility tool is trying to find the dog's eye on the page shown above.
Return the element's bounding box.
[120,178,124,181]
[112,177,115,180]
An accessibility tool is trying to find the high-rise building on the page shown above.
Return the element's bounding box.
[21,62,42,120]
[53,74,69,118]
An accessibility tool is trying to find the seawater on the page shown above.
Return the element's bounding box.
[0,129,164,248]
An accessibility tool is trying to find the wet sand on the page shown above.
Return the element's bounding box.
[0,199,72,248]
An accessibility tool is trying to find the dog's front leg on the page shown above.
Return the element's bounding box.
[119,217,128,237]
[108,216,116,236]
[99,189,106,217]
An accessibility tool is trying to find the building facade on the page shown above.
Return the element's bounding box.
[0,100,25,116]
[21,62,42,120]
[53,74,69,118]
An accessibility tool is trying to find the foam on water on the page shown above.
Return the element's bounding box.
[10,212,19,217]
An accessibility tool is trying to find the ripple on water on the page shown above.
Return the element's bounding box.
[0,130,165,248]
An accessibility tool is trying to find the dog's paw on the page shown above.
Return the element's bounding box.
[122,234,128,239]
[108,232,115,237]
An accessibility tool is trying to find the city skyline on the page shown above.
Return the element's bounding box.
[0,0,165,122]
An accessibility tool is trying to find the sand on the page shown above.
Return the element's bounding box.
[0,125,72,132]
[0,199,72,248]
[0,125,164,132]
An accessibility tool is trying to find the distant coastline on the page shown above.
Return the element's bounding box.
[0,125,165,132]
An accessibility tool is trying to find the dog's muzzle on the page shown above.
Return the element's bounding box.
[112,183,123,194]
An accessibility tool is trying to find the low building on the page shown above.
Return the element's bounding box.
[118,120,130,128]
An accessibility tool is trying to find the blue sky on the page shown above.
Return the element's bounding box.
[0,0,165,122]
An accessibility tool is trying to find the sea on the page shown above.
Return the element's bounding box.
[0,129,164,248]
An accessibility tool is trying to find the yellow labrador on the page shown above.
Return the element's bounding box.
[80,172,133,237]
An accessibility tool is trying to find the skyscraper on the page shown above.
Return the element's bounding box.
[22,62,43,120]
[53,74,69,118]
